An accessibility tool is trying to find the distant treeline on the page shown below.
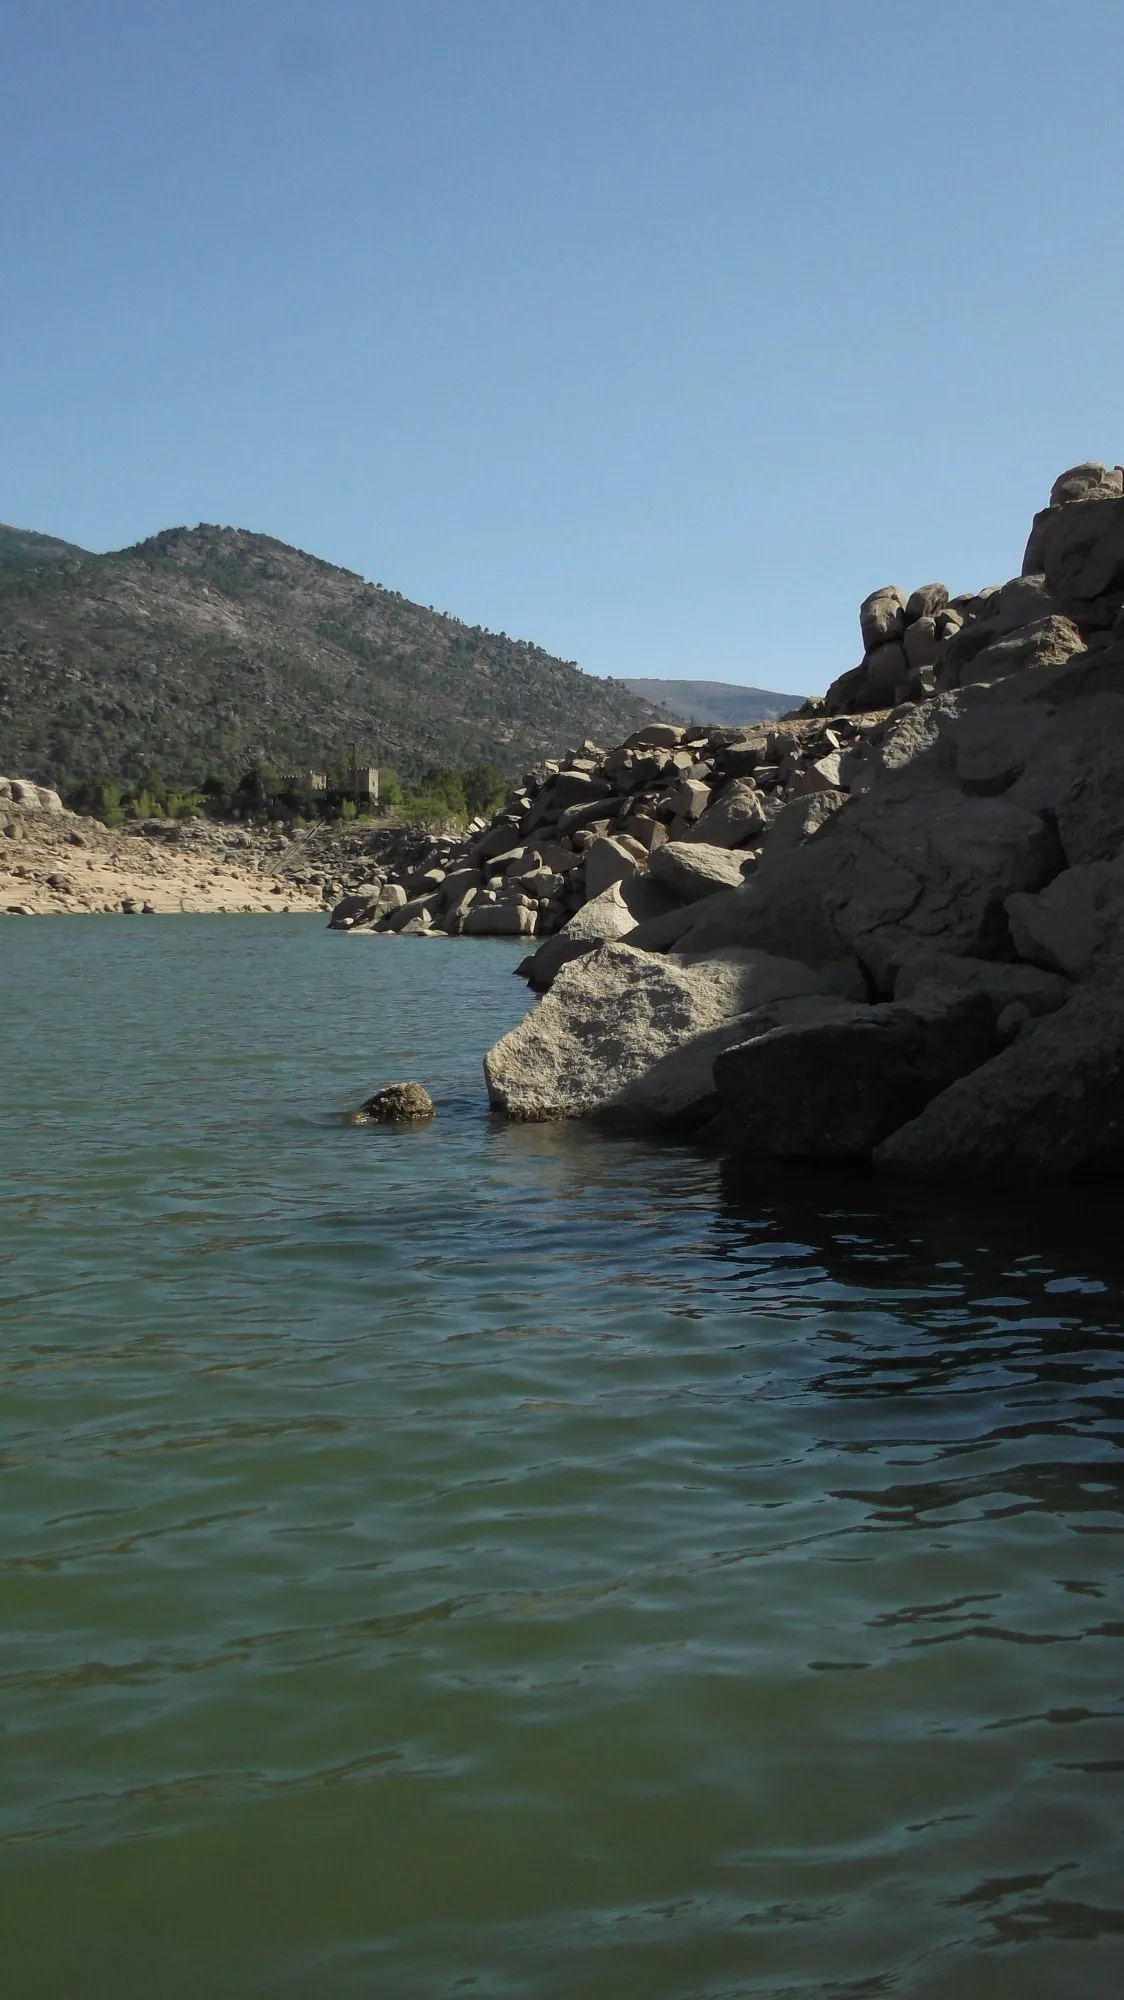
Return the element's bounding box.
[66,759,509,830]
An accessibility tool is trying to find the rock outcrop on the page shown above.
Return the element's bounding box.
[874,986,1124,1178]
[483,944,849,1121]
[479,462,1124,1179]
[0,776,64,812]
[704,990,998,1159]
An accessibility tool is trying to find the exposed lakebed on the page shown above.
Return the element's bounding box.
[2,919,1122,1997]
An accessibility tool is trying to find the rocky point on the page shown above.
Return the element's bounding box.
[415,458,1122,1183]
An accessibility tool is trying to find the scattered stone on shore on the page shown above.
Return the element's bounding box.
[0,787,334,915]
[355,1082,436,1122]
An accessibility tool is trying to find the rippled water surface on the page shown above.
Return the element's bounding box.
[2,917,1124,1998]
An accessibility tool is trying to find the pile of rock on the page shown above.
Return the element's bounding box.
[332,460,1124,957]
[327,712,881,943]
[825,460,1124,714]
[482,463,1124,1179]
[146,815,455,910]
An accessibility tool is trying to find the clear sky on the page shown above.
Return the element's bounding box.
[3,1,1122,696]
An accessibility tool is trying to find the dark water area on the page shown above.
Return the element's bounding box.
[1,918,1122,1998]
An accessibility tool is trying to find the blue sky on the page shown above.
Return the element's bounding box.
[3,1,1122,696]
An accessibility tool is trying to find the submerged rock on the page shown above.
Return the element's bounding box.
[355,1082,436,1122]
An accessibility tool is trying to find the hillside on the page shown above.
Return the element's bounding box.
[0,523,662,790]
[0,523,91,577]
[620,676,800,726]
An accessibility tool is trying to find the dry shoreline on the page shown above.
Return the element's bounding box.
[1,791,481,917]
[0,800,363,916]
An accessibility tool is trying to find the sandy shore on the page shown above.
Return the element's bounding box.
[1,804,327,915]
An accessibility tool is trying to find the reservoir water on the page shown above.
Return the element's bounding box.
[2,917,1123,1998]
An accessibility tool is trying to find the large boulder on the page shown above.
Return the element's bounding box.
[990,688,1124,863]
[554,797,619,838]
[623,723,684,750]
[978,639,1124,713]
[438,867,483,911]
[329,884,389,929]
[893,949,1071,1018]
[822,663,869,715]
[675,784,1061,987]
[583,834,643,899]
[683,780,766,848]
[384,892,441,932]
[602,993,860,1129]
[903,616,942,670]
[706,990,997,1160]
[523,875,682,989]
[863,641,909,705]
[874,984,1124,1177]
[955,615,1085,689]
[667,778,711,820]
[1005,858,1124,981]
[461,902,537,937]
[1022,494,1124,603]
[617,873,683,925]
[626,887,741,953]
[936,679,1124,871]
[472,820,528,862]
[945,698,1055,797]
[873,695,960,775]
[1049,462,1124,508]
[860,586,906,651]
[522,881,641,990]
[524,769,612,833]
[905,584,950,621]
[835,695,960,798]
[994,573,1055,630]
[484,943,837,1120]
[786,751,845,799]
[759,789,847,867]
[650,840,752,902]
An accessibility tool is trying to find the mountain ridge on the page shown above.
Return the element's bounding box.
[619,676,802,726]
[0,523,92,576]
[0,520,664,790]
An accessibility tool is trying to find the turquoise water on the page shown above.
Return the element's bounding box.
[1,917,1123,1999]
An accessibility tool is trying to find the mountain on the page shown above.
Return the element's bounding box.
[620,676,801,727]
[0,523,91,576]
[0,523,662,791]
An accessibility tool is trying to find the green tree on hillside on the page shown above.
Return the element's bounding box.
[463,761,507,817]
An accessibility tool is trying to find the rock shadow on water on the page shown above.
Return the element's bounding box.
[715,1155,1124,1315]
